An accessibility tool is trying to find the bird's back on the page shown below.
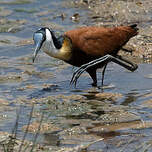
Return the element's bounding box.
[65,25,138,57]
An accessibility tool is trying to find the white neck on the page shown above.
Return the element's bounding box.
[41,29,60,58]
[40,28,72,61]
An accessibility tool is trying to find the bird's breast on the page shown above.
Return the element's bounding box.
[42,41,72,61]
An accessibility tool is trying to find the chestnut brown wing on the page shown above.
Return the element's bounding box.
[65,26,137,57]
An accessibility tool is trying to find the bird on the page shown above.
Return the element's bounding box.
[32,24,138,87]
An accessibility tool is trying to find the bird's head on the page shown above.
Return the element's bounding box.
[33,27,72,62]
[33,27,47,62]
[32,27,56,62]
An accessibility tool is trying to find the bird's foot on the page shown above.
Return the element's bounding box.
[91,82,97,87]
[98,83,115,90]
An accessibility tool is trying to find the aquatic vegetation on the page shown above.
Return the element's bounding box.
[14,8,38,13]
[0,0,33,5]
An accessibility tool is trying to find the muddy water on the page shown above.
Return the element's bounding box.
[0,0,152,151]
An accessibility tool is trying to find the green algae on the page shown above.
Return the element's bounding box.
[0,0,33,5]
[14,8,38,13]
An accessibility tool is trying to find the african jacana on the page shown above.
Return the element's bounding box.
[33,24,138,87]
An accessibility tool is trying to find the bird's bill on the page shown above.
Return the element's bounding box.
[33,33,44,63]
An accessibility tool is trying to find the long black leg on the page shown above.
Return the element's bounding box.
[101,63,108,86]
[70,56,108,86]
[116,55,138,70]
[70,54,138,86]
[70,55,109,86]
[70,58,104,85]
[86,69,97,87]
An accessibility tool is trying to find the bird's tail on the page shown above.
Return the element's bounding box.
[129,24,139,31]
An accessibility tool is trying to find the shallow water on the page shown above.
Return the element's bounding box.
[0,0,152,151]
